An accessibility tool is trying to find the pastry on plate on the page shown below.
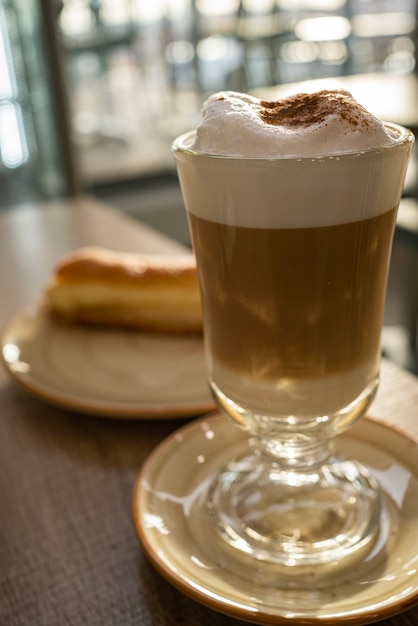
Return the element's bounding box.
[44,247,202,334]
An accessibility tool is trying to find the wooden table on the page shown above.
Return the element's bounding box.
[0,196,417,625]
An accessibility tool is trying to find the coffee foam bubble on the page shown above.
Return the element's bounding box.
[190,90,398,158]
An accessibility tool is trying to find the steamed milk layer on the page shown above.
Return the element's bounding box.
[181,90,405,228]
[174,91,411,417]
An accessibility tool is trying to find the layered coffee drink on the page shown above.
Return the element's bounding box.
[173,91,413,577]
[173,90,412,423]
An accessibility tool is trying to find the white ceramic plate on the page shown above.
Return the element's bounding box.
[133,412,418,625]
[1,305,215,419]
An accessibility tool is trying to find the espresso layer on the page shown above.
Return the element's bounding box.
[189,208,397,380]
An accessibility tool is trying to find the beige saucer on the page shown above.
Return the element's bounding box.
[133,412,418,625]
[1,305,214,418]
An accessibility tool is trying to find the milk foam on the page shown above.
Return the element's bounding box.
[190,90,398,158]
[173,90,412,228]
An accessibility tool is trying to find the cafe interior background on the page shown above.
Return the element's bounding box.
[1,0,417,375]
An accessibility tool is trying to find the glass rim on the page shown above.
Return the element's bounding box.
[172,122,414,162]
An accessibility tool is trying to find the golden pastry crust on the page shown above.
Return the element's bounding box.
[45,247,203,334]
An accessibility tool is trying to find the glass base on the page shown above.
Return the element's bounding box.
[207,452,381,584]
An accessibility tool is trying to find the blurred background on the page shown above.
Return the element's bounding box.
[0,0,417,373]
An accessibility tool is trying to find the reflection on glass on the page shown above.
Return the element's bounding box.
[0,102,29,168]
[0,0,75,208]
[0,10,15,101]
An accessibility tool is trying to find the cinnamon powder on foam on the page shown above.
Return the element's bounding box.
[259,90,371,130]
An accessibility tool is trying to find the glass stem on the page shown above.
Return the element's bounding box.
[256,429,334,475]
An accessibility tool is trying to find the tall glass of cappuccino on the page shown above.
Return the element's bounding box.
[172,90,414,585]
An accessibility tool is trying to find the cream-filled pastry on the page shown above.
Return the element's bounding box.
[45,247,202,334]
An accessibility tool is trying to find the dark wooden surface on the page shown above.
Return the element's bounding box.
[0,197,417,626]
